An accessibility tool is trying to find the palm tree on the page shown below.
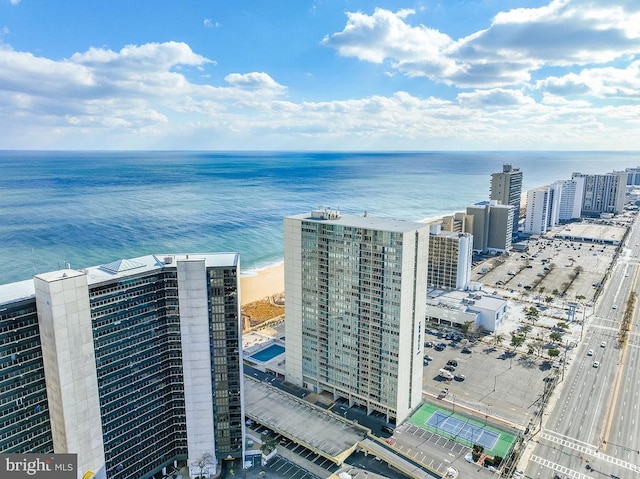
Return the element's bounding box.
[520,324,532,337]
[510,333,525,350]
[549,331,563,343]
[525,306,539,325]
[494,333,505,347]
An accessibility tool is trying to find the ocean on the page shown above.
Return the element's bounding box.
[0,150,637,285]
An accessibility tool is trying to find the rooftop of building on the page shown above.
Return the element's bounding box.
[0,253,239,304]
[427,288,507,311]
[287,209,429,233]
[552,223,626,243]
[244,376,367,465]
[470,201,514,209]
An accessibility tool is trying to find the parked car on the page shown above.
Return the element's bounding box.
[447,359,458,367]
[444,364,456,372]
[434,343,446,351]
[425,341,434,348]
[454,374,466,381]
[424,355,434,362]
[381,425,395,435]
[461,347,472,354]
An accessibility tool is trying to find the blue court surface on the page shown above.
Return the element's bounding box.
[427,411,499,450]
[249,344,285,362]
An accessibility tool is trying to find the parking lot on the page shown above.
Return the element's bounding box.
[421,329,554,429]
[473,224,622,307]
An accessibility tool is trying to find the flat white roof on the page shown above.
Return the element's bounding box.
[428,288,506,311]
[0,253,239,304]
[0,280,36,307]
[287,211,428,233]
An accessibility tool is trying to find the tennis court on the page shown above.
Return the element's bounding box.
[408,402,517,458]
[427,411,498,450]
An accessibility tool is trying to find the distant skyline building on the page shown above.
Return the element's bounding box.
[284,209,429,423]
[427,224,473,291]
[441,212,472,233]
[626,166,640,186]
[466,201,514,253]
[490,164,523,236]
[572,171,627,216]
[0,254,245,479]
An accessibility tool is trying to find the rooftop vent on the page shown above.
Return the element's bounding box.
[311,208,341,220]
[99,258,146,274]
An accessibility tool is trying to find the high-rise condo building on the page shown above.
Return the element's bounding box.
[0,254,244,479]
[466,201,514,253]
[427,224,473,291]
[572,171,627,216]
[626,166,640,186]
[524,187,554,235]
[284,209,429,423]
[441,212,472,233]
[490,164,523,236]
[553,177,585,222]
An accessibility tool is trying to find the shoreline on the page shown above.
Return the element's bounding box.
[240,262,284,306]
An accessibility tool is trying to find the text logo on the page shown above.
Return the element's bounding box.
[0,454,76,478]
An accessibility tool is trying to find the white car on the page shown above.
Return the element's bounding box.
[612,304,618,309]
[593,361,600,368]
[601,341,607,348]
[587,349,594,356]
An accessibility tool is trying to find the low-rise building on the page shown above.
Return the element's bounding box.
[425,289,507,332]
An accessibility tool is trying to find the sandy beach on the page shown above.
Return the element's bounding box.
[240,263,285,306]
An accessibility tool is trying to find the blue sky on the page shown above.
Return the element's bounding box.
[1,0,639,150]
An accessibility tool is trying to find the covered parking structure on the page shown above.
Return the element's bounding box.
[244,377,368,466]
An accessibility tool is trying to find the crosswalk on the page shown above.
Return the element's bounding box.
[530,454,591,479]
[528,429,640,477]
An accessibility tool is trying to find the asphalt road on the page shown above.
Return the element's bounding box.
[523,212,640,479]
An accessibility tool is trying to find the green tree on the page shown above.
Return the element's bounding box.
[549,331,563,343]
[510,334,525,350]
[525,306,539,324]
[493,333,505,347]
[556,322,569,330]
[520,324,532,337]
[548,348,560,358]
[545,295,554,304]
[461,320,474,337]
[260,434,278,456]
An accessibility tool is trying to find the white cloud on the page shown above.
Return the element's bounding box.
[536,61,640,98]
[204,19,221,28]
[1,26,9,35]
[323,1,640,88]
[457,89,536,108]
[224,72,286,93]
[0,39,638,150]
[10,0,21,5]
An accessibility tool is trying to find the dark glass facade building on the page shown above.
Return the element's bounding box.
[0,253,245,479]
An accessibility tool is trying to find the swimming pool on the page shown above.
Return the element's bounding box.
[249,344,285,362]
